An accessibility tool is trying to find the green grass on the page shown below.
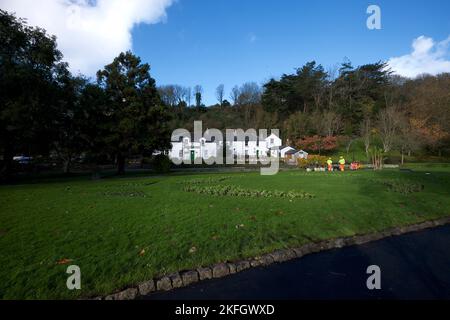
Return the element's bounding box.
[328,137,450,164]
[1,167,450,299]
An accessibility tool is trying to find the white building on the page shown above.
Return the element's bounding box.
[280,146,296,158]
[294,150,308,159]
[169,135,219,162]
[279,146,309,165]
[169,132,283,162]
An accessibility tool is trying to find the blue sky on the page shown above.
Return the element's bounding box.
[4,0,450,105]
[132,0,450,105]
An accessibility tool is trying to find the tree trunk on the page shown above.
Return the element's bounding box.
[0,144,14,181]
[117,153,126,175]
[63,158,71,174]
[91,163,101,180]
[401,148,404,165]
[346,139,353,156]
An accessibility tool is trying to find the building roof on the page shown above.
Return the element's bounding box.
[285,149,297,155]
[281,145,296,151]
[266,133,281,140]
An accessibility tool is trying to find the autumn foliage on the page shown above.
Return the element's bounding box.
[296,135,338,154]
[297,155,328,168]
[410,118,449,151]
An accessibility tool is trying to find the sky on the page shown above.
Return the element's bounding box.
[2,0,450,105]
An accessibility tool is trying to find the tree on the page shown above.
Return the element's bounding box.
[409,117,449,157]
[194,85,203,107]
[377,106,402,153]
[369,146,384,170]
[262,61,327,117]
[158,85,176,106]
[283,112,309,142]
[237,82,261,105]
[396,117,423,164]
[230,85,240,106]
[216,84,224,106]
[297,135,338,155]
[359,117,372,156]
[221,99,231,108]
[52,69,88,174]
[173,85,186,106]
[77,83,110,178]
[97,51,171,174]
[185,86,192,107]
[309,110,342,137]
[0,10,65,179]
[333,60,392,132]
[293,61,327,112]
[158,84,189,107]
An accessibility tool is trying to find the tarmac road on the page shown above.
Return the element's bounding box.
[144,225,450,300]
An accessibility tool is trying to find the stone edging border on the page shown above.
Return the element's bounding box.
[92,216,450,300]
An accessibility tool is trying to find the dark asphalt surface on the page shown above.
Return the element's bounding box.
[145,225,450,300]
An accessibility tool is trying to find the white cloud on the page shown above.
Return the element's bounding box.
[388,35,450,78]
[1,0,174,76]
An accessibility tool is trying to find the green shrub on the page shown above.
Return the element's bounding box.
[151,154,171,173]
[297,155,328,168]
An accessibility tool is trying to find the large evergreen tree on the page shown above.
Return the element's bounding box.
[0,10,65,179]
[97,51,171,174]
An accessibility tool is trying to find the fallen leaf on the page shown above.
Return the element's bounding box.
[56,258,73,265]
[139,249,146,256]
[189,246,197,254]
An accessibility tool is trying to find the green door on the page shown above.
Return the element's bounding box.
[190,150,195,162]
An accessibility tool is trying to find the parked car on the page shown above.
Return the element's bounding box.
[13,156,33,164]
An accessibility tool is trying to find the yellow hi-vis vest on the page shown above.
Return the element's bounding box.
[327,159,332,165]
[339,158,345,165]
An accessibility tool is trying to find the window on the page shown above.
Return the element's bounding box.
[270,138,274,144]
[179,150,183,158]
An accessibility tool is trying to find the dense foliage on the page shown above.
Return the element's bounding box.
[0,10,170,178]
[164,59,450,161]
[1,9,450,180]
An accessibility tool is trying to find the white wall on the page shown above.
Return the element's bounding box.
[169,133,283,161]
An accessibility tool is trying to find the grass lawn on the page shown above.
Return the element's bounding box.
[1,167,450,299]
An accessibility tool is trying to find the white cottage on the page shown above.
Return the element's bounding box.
[280,146,296,158]
[294,150,308,159]
[169,132,282,161]
[169,135,218,162]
